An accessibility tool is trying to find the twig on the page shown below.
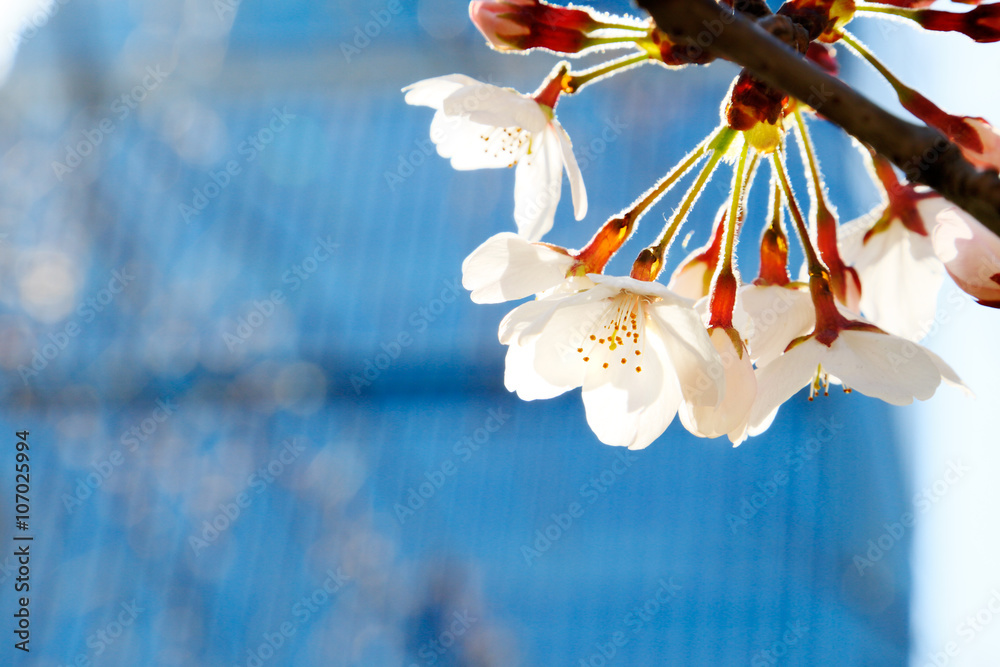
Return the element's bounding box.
[635,0,1000,235]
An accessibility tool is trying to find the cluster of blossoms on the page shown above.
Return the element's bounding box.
[404,0,1000,449]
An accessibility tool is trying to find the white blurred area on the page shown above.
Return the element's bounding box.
[853,20,1000,667]
[0,0,58,85]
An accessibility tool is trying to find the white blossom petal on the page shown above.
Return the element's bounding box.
[462,233,575,304]
[554,121,588,220]
[666,261,711,301]
[740,284,814,366]
[822,330,941,405]
[513,127,564,240]
[842,211,944,341]
[679,328,756,442]
[442,83,548,134]
[748,341,824,431]
[429,113,530,170]
[501,295,611,399]
[646,302,724,408]
[402,74,483,109]
[581,323,681,449]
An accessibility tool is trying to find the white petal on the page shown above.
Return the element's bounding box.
[402,74,483,109]
[581,319,681,449]
[666,261,711,301]
[679,329,756,439]
[822,330,941,405]
[513,128,564,240]
[748,341,824,431]
[917,346,973,398]
[553,122,588,220]
[501,296,607,399]
[589,274,696,308]
[851,221,944,342]
[740,285,815,366]
[429,113,528,170]
[461,233,575,304]
[646,301,724,408]
[499,284,616,345]
[442,84,548,134]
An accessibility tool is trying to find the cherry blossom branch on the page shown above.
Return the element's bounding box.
[634,0,1000,236]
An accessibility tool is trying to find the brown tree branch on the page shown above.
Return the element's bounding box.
[635,0,1000,235]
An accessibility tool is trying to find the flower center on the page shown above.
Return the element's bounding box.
[480,126,531,167]
[576,293,646,373]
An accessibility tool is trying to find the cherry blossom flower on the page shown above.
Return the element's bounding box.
[749,327,954,431]
[839,197,948,341]
[747,277,960,431]
[403,72,587,241]
[930,205,1000,308]
[498,274,724,449]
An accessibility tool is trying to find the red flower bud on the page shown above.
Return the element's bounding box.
[861,0,934,8]
[898,91,1000,170]
[914,4,1000,43]
[469,0,602,54]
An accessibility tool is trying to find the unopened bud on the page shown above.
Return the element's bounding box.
[916,4,1000,43]
[470,0,602,54]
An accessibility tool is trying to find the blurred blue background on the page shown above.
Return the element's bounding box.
[0,0,954,665]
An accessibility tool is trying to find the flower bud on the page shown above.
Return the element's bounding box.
[914,4,1000,43]
[469,0,601,54]
[930,206,1000,308]
[897,90,1000,171]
